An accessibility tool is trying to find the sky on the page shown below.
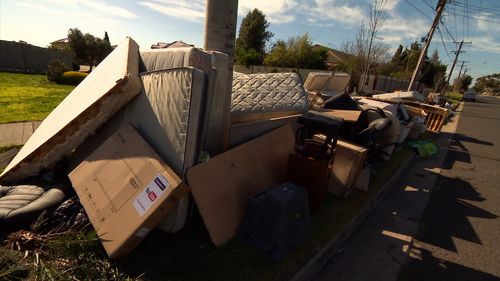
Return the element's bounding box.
[1,0,499,82]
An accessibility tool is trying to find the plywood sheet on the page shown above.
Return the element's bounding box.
[1,37,141,183]
[316,109,362,123]
[187,125,295,246]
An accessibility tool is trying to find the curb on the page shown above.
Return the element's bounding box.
[290,153,416,281]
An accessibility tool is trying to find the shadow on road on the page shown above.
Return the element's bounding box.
[416,174,497,252]
[398,247,500,281]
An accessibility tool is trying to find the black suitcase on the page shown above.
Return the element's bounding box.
[239,182,311,261]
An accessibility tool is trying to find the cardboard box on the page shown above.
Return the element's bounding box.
[69,124,188,258]
[327,140,368,198]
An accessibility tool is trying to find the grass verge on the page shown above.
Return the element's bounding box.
[0,72,74,124]
[0,146,414,281]
[445,92,462,107]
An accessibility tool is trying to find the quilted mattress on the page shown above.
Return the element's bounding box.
[1,38,142,183]
[231,72,309,123]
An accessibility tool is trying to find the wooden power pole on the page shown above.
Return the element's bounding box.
[407,0,447,91]
[203,0,238,153]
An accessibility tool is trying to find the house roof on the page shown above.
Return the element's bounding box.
[51,38,69,44]
[151,40,194,49]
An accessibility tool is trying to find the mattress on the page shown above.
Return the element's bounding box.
[69,67,206,233]
[140,47,212,76]
[304,72,331,91]
[231,72,309,123]
[303,72,350,96]
[372,91,425,102]
[141,47,231,155]
[1,37,142,183]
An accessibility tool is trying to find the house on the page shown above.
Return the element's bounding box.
[314,44,355,70]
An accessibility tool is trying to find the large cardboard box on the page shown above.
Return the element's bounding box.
[327,140,368,198]
[69,124,188,258]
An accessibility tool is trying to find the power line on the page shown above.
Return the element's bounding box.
[404,0,433,20]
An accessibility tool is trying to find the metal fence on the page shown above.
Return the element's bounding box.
[0,40,72,73]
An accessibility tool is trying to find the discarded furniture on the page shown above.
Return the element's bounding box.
[0,38,142,183]
[327,140,368,198]
[372,91,425,102]
[69,124,188,258]
[0,185,65,233]
[303,72,350,97]
[404,103,449,133]
[239,182,310,261]
[187,125,295,246]
[231,72,309,124]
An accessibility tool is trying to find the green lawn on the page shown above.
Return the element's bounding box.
[445,91,463,107]
[0,72,75,124]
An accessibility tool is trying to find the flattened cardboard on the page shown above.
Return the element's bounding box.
[1,37,142,183]
[187,125,295,246]
[328,140,368,198]
[68,124,187,258]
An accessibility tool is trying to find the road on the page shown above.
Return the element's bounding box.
[313,95,500,281]
[400,95,500,281]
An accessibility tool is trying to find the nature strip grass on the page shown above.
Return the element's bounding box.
[0,72,74,124]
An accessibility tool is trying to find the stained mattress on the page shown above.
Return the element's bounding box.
[0,38,142,183]
[231,72,309,123]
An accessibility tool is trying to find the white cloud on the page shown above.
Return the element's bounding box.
[470,36,500,54]
[238,0,298,24]
[306,0,367,26]
[36,0,137,18]
[139,0,205,23]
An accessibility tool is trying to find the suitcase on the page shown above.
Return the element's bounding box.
[239,182,311,261]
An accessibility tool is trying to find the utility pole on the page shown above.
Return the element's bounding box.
[203,0,238,153]
[457,61,466,78]
[442,40,471,94]
[407,0,447,91]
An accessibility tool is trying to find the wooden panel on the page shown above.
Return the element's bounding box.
[187,125,295,246]
[315,109,362,123]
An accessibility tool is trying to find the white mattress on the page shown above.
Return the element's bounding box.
[140,47,212,75]
[231,72,309,123]
[372,91,425,102]
[304,72,331,91]
[1,37,142,183]
[304,72,350,96]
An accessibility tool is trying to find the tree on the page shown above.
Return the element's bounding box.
[67,28,112,72]
[264,33,328,69]
[359,0,389,86]
[454,75,472,92]
[474,73,500,94]
[235,9,273,66]
[104,31,110,44]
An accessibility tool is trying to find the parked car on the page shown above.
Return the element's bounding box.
[463,90,476,102]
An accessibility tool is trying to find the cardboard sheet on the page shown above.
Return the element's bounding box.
[316,109,362,123]
[187,125,295,246]
[69,124,187,258]
[328,140,368,198]
[1,37,142,183]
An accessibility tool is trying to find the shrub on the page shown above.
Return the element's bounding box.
[46,60,70,82]
[58,71,88,85]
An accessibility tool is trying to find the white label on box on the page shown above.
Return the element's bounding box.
[132,174,170,216]
[135,227,151,238]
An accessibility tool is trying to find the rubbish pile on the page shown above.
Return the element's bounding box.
[0,37,447,262]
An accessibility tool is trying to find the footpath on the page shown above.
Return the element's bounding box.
[313,103,463,281]
[0,121,41,146]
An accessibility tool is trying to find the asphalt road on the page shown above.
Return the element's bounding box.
[313,95,500,281]
[401,95,500,281]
